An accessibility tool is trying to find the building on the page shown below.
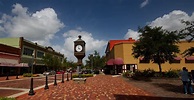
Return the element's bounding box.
[105,38,194,74]
[0,37,64,76]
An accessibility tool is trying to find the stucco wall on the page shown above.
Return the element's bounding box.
[108,41,194,72]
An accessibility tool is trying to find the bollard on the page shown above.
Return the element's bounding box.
[44,75,49,90]
[67,72,69,81]
[28,78,35,95]
[70,71,72,80]
[54,74,57,86]
[61,73,64,83]
[6,72,9,80]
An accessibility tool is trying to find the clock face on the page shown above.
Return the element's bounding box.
[75,45,83,52]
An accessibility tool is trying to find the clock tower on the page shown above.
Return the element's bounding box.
[74,35,86,66]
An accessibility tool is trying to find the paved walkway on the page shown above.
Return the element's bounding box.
[16,75,152,100]
[1,74,193,100]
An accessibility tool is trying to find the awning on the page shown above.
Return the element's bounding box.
[173,57,181,60]
[0,58,18,65]
[113,58,124,65]
[185,56,194,60]
[106,59,114,65]
[0,63,29,67]
[0,62,15,66]
[15,63,29,67]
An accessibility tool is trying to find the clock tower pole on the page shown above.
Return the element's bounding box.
[74,35,86,74]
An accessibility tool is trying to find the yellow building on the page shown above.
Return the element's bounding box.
[105,38,194,74]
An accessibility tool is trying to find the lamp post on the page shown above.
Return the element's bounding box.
[30,52,35,75]
[28,52,35,95]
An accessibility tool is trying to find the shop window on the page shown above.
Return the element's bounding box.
[23,47,34,56]
[37,51,44,58]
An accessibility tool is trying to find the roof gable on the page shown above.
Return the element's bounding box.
[109,38,135,51]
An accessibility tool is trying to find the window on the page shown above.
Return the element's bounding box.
[185,56,194,63]
[37,51,44,58]
[169,57,181,63]
[23,47,34,56]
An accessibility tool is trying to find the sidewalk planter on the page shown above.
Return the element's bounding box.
[72,74,93,78]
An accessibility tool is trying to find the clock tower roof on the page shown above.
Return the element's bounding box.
[74,35,86,44]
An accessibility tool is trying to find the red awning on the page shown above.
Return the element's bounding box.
[0,62,15,66]
[185,56,194,60]
[113,58,124,65]
[106,59,114,65]
[173,57,181,60]
[0,63,29,67]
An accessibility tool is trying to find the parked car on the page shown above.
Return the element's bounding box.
[43,70,56,75]
[56,70,65,74]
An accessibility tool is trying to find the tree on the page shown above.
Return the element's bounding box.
[53,56,61,71]
[42,53,54,71]
[180,20,194,56]
[132,25,180,73]
[42,53,62,71]
[62,57,77,71]
[85,50,106,70]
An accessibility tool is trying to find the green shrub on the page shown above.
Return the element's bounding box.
[164,69,180,78]
[142,68,155,77]
[0,97,16,100]
[72,74,93,78]
[123,71,133,78]
[131,70,143,80]
[93,70,100,74]
[23,73,33,77]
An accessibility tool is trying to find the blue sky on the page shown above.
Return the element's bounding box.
[0,0,194,62]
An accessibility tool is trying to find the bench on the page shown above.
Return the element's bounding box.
[73,78,87,83]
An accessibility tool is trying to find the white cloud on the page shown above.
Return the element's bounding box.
[124,29,140,40]
[140,0,149,8]
[0,3,64,46]
[124,10,194,40]
[62,29,107,62]
[149,10,191,31]
[0,3,107,63]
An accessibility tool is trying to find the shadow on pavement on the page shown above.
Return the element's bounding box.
[152,83,183,93]
[114,94,194,100]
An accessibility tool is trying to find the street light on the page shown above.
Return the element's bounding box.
[31,52,35,74]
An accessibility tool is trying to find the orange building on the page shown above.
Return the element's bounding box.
[105,38,194,74]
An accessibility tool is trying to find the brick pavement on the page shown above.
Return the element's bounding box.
[16,75,153,100]
[1,74,194,100]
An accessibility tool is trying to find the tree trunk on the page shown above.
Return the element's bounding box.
[158,63,162,74]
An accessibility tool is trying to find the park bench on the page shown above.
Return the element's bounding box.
[73,78,86,83]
